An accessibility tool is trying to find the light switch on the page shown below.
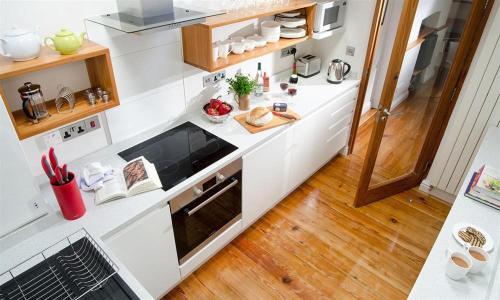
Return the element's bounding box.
[346,46,355,56]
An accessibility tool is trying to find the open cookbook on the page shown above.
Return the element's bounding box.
[95,156,161,205]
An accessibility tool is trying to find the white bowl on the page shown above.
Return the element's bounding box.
[230,36,245,43]
[232,41,246,54]
[244,39,256,51]
[262,32,280,43]
[246,35,267,47]
[261,21,281,42]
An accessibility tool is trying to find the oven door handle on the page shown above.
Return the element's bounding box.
[186,179,239,216]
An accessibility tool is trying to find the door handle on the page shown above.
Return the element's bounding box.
[379,108,391,121]
[186,179,239,216]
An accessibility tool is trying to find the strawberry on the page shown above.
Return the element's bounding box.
[207,107,219,116]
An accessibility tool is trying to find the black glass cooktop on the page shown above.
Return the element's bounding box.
[118,122,238,191]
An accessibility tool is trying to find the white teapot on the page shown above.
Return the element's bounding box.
[0,27,41,61]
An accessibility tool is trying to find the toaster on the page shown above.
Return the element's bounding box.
[296,55,321,78]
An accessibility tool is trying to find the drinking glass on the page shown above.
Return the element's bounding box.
[288,82,298,101]
[280,82,289,97]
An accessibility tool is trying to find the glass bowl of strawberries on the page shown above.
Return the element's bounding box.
[202,97,234,123]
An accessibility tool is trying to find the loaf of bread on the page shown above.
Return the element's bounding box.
[246,107,273,127]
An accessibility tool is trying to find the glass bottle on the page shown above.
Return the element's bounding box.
[255,62,264,97]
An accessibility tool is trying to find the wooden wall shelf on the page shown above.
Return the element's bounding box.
[203,0,316,29]
[12,92,117,140]
[182,0,316,72]
[212,37,309,72]
[0,41,119,140]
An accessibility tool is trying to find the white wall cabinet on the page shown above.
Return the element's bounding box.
[242,87,357,229]
[105,203,180,299]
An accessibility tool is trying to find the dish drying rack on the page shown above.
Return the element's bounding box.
[0,229,119,300]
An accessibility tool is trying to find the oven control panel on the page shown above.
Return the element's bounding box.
[170,159,242,213]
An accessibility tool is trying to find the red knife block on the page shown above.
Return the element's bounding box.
[51,172,86,220]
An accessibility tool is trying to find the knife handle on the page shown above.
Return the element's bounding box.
[55,167,64,185]
[62,164,68,182]
[48,147,59,171]
[41,155,55,179]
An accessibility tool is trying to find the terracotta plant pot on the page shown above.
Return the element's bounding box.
[235,94,250,111]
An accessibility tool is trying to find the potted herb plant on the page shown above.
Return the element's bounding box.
[227,74,256,111]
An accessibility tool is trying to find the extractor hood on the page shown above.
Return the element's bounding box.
[86,0,224,33]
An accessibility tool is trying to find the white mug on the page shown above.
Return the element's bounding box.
[218,40,231,59]
[467,246,489,274]
[445,249,471,280]
[212,41,219,62]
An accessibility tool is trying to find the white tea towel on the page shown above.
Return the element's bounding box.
[78,162,114,192]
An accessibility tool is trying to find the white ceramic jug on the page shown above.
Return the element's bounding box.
[0,27,41,61]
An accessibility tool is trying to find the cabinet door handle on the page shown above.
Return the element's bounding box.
[186,179,239,216]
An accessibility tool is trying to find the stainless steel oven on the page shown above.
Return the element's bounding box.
[170,159,242,265]
[314,0,347,33]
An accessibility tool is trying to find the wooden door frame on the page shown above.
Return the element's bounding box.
[347,0,387,154]
[352,0,495,207]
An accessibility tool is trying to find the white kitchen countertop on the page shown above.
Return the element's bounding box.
[0,72,359,299]
[409,126,500,299]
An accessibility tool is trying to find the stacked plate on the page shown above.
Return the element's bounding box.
[276,11,307,39]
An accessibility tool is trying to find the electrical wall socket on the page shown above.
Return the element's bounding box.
[346,46,355,56]
[281,46,297,58]
[203,70,226,87]
[59,115,100,142]
[43,130,63,148]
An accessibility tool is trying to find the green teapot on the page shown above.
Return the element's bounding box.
[44,28,87,55]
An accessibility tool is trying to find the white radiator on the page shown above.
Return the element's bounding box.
[423,4,500,201]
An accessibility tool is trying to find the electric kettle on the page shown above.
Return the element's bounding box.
[327,59,351,84]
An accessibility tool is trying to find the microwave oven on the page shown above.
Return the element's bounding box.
[313,0,347,33]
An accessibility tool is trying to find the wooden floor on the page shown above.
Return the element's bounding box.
[354,79,441,186]
[164,91,451,299]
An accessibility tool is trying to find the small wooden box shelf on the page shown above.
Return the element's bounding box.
[0,41,119,140]
[182,0,316,72]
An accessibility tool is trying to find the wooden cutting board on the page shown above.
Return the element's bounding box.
[234,107,301,134]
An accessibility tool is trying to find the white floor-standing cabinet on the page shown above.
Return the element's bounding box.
[242,87,358,229]
[242,129,294,227]
[105,203,180,299]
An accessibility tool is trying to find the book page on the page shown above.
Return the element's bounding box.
[95,172,127,205]
[128,161,162,196]
[123,157,149,191]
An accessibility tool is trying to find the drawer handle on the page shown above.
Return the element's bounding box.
[328,116,351,131]
[329,100,355,117]
[326,135,336,144]
[186,179,239,216]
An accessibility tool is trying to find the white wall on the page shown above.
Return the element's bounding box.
[0,95,46,237]
[422,0,500,201]
[0,0,414,182]
[314,0,376,79]
[0,0,314,175]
